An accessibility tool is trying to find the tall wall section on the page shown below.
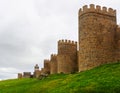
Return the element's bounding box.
[23,72,31,78]
[34,70,41,78]
[115,26,120,61]
[43,60,50,74]
[41,68,44,74]
[57,39,78,74]
[50,54,58,74]
[78,4,117,71]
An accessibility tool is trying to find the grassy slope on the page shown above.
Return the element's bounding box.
[0,62,120,93]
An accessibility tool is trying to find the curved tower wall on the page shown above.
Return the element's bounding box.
[57,39,78,73]
[78,4,116,71]
[34,64,41,78]
[50,54,58,74]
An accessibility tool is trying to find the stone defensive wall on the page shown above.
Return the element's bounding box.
[115,25,120,61]
[34,70,41,78]
[51,54,57,60]
[23,72,31,78]
[58,39,77,56]
[33,64,41,78]
[18,4,120,78]
[57,39,78,74]
[58,39,77,45]
[34,64,39,71]
[78,4,116,71]
[41,68,44,74]
[79,4,116,17]
[43,59,50,74]
[18,73,22,79]
[57,55,74,73]
[116,26,120,40]
[50,54,58,74]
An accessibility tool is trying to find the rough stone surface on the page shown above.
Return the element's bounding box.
[18,4,120,78]
[115,27,120,61]
[43,60,50,74]
[57,40,78,73]
[33,64,41,78]
[18,73,22,79]
[23,72,31,78]
[34,70,41,78]
[78,4,119,71]
[50,54,58,74]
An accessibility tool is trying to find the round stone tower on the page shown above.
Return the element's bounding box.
[78,4,116,71]
[50,54,58,74]
[34,64,39,71]
[34,64,41,78]
[57,39,78,73]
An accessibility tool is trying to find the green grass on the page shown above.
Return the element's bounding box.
[0,62,120,93]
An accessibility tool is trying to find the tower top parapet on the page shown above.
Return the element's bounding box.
[51,54,57,58]
[34,64,39,71]
[44,59,50,63]
[51,54,57,61]
[58,39,77,46]
[79,4,116,17]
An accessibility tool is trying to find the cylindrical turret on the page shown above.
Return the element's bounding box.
[34,64,41,78]
[34,64,39,71]
[78,4,116,71]
[57,39,78,74]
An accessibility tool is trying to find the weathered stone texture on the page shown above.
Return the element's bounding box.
[23,72,31,78]
[18,73,22,79]
[57,55,77,73]
[78,4,117,71]
[41,68,44,74]
[43,60,50,74]
[115,27,120,61]
[34,64,39,71]
[33,64,41,78]
[57,40,78,73]
[18,4,120,78]
[34,70,41,78]
[50,54,58,74]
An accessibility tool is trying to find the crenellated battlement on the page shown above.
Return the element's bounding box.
[18,4,120,79]
[58,39,77,46]
[44,59,50,63]
[51,54,57,59]
[79,4,116,17]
